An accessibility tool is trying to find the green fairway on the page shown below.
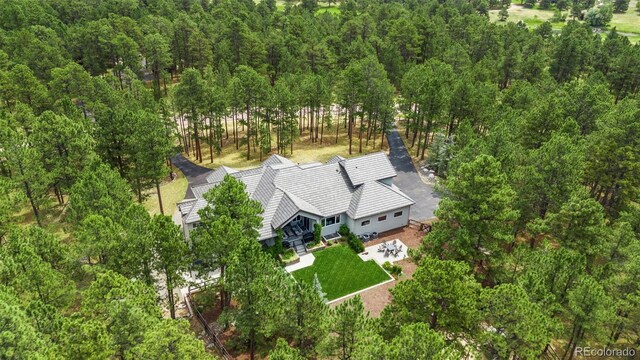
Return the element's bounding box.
[489,0,640,43]
[291,245,391,301]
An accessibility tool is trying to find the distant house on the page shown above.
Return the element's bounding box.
[178,152,414,252]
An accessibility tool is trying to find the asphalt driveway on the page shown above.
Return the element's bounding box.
[171,154,212,198]
[386,129,440,221]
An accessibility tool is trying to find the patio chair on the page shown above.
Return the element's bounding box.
[398,245,403,252]
[292,224,303,236]
[392,239,397,245]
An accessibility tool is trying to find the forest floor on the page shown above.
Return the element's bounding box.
[15,198,71,243]
[142,167,188,216]
[182,124,387,170]
[489,0,640,43]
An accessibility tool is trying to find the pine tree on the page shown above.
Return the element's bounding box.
[313,273,328,303]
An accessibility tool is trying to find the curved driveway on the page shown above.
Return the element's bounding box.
[386,129,440,221]
[171,154,212,199]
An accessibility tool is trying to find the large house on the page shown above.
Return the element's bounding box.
[178,152,415,252]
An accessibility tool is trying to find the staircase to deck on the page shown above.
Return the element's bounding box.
[291,240,307,255]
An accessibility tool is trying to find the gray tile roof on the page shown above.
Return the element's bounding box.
[326,155,346,164]
[185,199,208,223]
[191,183,217,199]
[205,166,238,183]
[262,154,295,167]
[347,181,415,219]
[182,152,414,240]
[339,152,397,186]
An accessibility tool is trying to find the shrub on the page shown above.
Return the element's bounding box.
[314,223,322,243]
[550,9,567,22]
[346,233,364,253]
[268,229,285,259]
[612,0,629,12]
[584,5,613,27]
[382,261,402,277]
[557,0,569,10]
[338,224,350,237]
[281,248,296,261]
[498,7,509,21]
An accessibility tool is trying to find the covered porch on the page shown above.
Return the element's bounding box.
[281,214,318,255]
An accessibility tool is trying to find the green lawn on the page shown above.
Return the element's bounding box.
[291,245,391,301]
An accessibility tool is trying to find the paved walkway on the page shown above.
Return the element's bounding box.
[386,129,440,221]
[171,154,212,198]
[284,253,316,272]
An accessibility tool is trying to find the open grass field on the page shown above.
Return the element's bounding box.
[256,0,342,14]
[489,0,640,42]
[291,245,391,301]
[142,168,188,215]
[183,123,387,170]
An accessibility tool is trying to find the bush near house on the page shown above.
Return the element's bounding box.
[281,248,297,261]
[338,223,350,237]
[383,261,403,277]
[346,233,365,253]
[268,229,285,260]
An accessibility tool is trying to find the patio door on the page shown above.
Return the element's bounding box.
[302,217,310,231]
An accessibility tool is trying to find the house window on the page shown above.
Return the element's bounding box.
[322,215,340,227]
[361,220,370,226]
[378,215,387,222]
[394,211,403,218]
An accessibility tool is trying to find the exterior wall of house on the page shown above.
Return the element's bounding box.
[347,206,411,235]
[320,213,345,236]
[183,222,194,240]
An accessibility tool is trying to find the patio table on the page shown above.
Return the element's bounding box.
[385,244,397,253]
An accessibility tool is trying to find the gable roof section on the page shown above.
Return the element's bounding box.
[185,199,208,223]
[339,152,397,186]
[206,166,238,184]
[347,181,415,219]
[270,191,300,230]
[263,154,295,167]
[191,183,217,199]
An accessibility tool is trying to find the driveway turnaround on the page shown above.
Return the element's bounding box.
[386,129,440,221]
[171,154,212,198]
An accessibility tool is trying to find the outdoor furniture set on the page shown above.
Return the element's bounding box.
[377,240,403,257]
